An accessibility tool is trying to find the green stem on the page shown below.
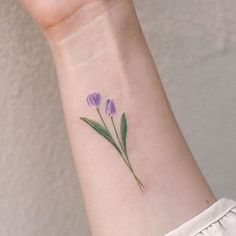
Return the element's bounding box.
[96,108,122,156]
[96,109,144,190]
[97,108,109,132]
[121,153,144,190]
[119,153,143,190]
[111,117,125,153]
[110,116,144,190]
[127,156,144,188]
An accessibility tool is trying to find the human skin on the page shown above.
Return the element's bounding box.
[20,0,216,235]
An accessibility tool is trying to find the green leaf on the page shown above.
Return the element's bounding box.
[80,117,122,155]
[120,113,128,155]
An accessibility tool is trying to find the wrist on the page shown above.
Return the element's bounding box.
[44,0,141,71]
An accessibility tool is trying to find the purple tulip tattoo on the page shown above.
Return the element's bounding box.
[87,92,101,108]
[80,92,144,191]
[105,99,116,116]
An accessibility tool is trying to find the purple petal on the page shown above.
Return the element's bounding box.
[105,99,110,115]
[87,92,101,108]
[105,99,116,116]
[110,100,116,115]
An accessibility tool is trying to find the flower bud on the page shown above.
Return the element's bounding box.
[105,99,116,116]
[87,92,101,108]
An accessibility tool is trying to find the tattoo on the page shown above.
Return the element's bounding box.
[80,92,144,191]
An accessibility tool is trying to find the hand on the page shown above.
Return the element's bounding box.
[19,0,114,30]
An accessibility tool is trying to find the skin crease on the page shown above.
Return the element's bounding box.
[19,0,115,29]
[20,0,92,27]
[20,0,216,235]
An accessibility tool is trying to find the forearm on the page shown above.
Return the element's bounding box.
[45,1,215,235]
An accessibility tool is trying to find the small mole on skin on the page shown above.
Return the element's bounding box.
[206,200,210,204]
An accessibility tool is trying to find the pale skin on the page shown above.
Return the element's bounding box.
[20,0,216,235]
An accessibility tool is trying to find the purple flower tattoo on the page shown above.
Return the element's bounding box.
[105,99,116,116]
[87,92,101,108]
[80,92,144,191]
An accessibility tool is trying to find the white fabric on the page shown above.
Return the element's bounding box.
[166,199,236,236]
